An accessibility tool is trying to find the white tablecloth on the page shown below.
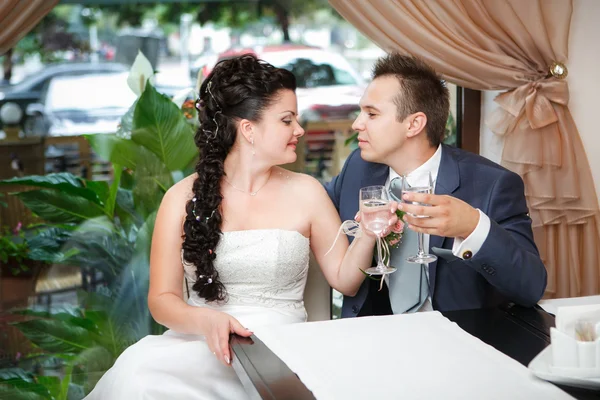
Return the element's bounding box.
[539,295,600,315]
[254,312,573,400]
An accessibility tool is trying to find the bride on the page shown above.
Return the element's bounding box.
[86,54,393,399]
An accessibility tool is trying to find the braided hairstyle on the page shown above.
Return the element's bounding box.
[182,54,296,302]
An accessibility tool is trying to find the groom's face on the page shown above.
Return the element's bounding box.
[352,76,409,165]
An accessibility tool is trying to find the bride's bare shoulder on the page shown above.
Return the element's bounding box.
[161,173,197,208]
[276,168,329,200]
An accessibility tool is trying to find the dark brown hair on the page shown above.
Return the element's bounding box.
[373,53,449,147]
[182,54,296,302]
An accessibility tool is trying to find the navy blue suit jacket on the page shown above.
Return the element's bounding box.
[325,145,547,318]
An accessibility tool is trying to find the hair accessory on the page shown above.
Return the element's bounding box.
[206,81,221,111]
[191,198,216,222]
[202,80,222,142]
[198,275,213,285]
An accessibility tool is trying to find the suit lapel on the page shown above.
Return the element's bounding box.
[361,162,388,189]
[428,145,460,298]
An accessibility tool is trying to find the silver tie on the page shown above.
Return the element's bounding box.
[387,228,430,314]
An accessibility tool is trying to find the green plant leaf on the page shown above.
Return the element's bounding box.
[120,169,135,190]
[131,83,197,171]
[13,304,82,319]
[84,180,110,204]
[13,305,97,333]
[110,212,157,340]
[77,291,110,312]
[84,310,133,357]
[0,368,34,383]
[16,190,106,224]
[25,226,78,264]
[114,188,143,234]
[345,132,358,147]
[105,165,122,218]
[86,134,145,171]
[116,99,137,138]
[0,385,47,400]
[0,173,104,206]
[56,217,133,279]
[131,147,172,219]
[71,346,114,394]
[72,345,114,374]
[32,376,61,400]
[12,318,95,354]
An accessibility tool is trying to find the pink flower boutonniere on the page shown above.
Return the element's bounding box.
[383,210,406,250]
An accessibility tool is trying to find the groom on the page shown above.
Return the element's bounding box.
[325,53,547,318]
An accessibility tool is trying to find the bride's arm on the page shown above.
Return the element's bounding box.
[147,183,250,342]
[148,183,251,366]
[147,185,213,334]
[305,178,381,297]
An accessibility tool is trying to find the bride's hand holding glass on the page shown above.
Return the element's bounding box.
[355,202,399,239]
[358,185,398,275]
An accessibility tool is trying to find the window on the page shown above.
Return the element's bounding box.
[443,82,458,147]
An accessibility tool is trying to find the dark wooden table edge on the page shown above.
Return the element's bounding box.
[231,334,316,400]
[230,305,599,400]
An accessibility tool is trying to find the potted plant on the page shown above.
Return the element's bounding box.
[0,52,198,398]
[0,223,47,310]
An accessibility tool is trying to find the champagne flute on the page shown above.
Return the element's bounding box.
[401,171,437,264]
[360,185,397,275]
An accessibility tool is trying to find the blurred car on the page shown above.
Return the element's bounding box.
[189,51,219,84]
[202,44,365,121]
[0,62,129,129]
[0,61,186,129]
[24,72,137,137]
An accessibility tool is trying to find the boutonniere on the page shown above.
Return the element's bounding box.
[384,209,406,250]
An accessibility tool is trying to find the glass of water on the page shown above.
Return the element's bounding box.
[360,185,397,275]
[401,171,437,264]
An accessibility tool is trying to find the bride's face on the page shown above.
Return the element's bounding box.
[252,89,304,165]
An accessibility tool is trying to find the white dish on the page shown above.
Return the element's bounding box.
[529,345,600,391]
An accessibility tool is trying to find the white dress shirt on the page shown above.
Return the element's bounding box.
[384,145,491,311]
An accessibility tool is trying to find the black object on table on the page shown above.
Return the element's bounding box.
[230,305,598,399]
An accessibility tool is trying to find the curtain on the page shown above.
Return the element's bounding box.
[329,0,599,298]
[0,0,59,55]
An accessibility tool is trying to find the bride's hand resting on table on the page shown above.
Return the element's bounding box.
[198,309,253,366]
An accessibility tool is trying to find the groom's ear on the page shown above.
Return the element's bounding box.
[405,112,427,139]
[238,118,254,143]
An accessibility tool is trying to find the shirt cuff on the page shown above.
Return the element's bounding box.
[452,209,491,259]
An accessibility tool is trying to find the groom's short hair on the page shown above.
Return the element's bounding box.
[373,53,450,147]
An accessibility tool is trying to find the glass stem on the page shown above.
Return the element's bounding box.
[417,232,425,257]
[376,237,384,269]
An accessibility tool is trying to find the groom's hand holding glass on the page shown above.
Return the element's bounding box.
[398,192,480,240]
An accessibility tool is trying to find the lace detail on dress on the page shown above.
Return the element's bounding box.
[181,229,310,310]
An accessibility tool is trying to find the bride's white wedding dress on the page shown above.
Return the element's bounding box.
[86,229,310,399]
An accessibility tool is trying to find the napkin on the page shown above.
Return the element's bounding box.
[550,304,600,378]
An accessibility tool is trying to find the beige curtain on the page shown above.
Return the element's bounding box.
[330,0,599,298]
[0,0,59,55]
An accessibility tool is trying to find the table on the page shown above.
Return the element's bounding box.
[230,305,599,399]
